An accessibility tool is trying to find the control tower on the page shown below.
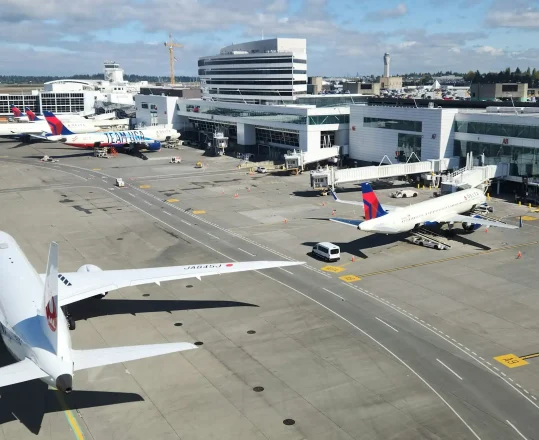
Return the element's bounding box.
[104,61,124,83]
[383,53,390,78]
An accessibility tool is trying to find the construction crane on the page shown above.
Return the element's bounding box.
[164,33,183,85]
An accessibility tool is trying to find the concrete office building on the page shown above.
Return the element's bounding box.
[307,76,323,95]
[198,38,307,104]
[470,83,528,102]
[343,82,380,95]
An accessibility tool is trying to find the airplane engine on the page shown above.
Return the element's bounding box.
[77,265,107,298]
[77,264,102,273]
[462,221,481,232]
[147,141,161,151]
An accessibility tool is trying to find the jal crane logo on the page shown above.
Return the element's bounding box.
[46,297,57,332]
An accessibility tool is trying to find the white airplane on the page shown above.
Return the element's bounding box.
[330,183,518,234]
[40,111,179,151]
[0,231,301,393]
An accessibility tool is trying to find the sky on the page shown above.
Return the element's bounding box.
[1,0,539,77]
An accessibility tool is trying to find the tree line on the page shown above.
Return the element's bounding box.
[465,67,539,87]
[0,74,199,85]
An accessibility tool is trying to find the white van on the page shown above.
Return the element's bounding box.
[312,242,340,262]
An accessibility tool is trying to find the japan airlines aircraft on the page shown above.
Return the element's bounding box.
[330,183,518,234]
[42,111,179,151]
[0,231,301,393]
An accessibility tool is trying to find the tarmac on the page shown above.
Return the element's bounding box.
[0,140,539,439]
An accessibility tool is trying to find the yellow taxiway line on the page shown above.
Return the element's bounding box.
[53,388,85,439]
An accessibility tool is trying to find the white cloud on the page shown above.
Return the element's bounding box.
[486,8,539,28]
[475,45,504,56]
[399,41,417,48]
[366,3,408,21]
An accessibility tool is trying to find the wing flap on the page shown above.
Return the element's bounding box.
[56,260,302,306]
[0,359,48,388]
[440,213,519,229]
[72,343,197,371]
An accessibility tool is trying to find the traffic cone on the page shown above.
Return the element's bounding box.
[234,193,238,198]
[485,228,488,232]
[248,187,251,192]
[351,256,355,262]
[284,218,288,223]
[222,190,225,195]
[517,251,522,259]
[332,210,336,216]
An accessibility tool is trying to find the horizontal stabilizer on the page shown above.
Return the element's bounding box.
[0,359,48,388]
[71,342,197,371]
[330,189,364,207]
[330,218,363,227]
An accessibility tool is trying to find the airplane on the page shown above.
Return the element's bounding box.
[9,105,29,122]
[0,231,302,393]
[330,183,518,235]
[41,111,179,151]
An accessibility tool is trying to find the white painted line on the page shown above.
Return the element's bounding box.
[163,211,172,216]
[180,219,192,226]
[472,352,477,356]
[509,378,514,382]
[238,248,256,257]
[516,383,522,389]
[129,193,135,197]
[375,317,399,333]
[506,420,529,440]
[436,359,463,381]
[207,233,220,239]
[532,396,537,401]
[279,267,294,275]
[323,288,344,301]
[486,361,492,365]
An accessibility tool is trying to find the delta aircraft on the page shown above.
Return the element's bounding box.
[41,111,179,151]
[330,183,518,234]
[0,231,301,393]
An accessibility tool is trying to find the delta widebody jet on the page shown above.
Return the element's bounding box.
[330,183,518,235]
[0,231,301,393]
[41,111,179,151]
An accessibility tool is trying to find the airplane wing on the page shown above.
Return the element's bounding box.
[72,343,197,371]
[45,261,303,306]
[330,218,363,228]
[0,358,48,388]
[437,213,519,229]
[29,134,64,141]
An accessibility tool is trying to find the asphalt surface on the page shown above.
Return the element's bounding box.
[0,142,538,439]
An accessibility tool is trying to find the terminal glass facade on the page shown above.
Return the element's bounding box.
[255,127,299,147]
[0,94,39,114]
[454,140,539,177]
[455,120,539,141]
[364,117,422,132]
[397,133,422,161]
[308,114,349,125]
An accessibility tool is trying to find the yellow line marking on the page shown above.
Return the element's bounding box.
[91,168,101,171]
[139,184,151,189]
[339,274,361,282]
[357,240,539,278]
[521,215,538,221]
[494,354,529,368]
[520,352,539,360]
[53,388,85,439]
[192,210,206,215]
[321,265,346,273]
[167,198,179,203]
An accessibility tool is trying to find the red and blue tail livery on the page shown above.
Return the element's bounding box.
[10,105,22,117]
[360,183,387,220]
[25,107,40,121]
[43,111,75,136]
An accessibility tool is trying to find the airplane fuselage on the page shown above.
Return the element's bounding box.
[359,189,486,234]
[0,120,98,137]
[60,128,178,150]
[0,232,73,390]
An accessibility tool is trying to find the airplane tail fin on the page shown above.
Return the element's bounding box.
[10,105,22,117]
[360,183,387,220]
[41,242,59,355]
[25,107,40,121]
[71,343,197,371]
[43,111,74,136]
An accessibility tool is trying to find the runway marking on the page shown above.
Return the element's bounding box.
[323,287,344,301]
[375,317,398,332]
[520,352,539,360]
[279,267,294,275]
[321,265,345,273]
[356,240,539,278]
[506,420,529,439]
[254,271,482,440]
[494,354,529,368]
[520,215,538,221]
[192,210,206,214]
[180,219,192,226]
[53,388,85,439]
[139,184,151,189]
[163,211,172,216]
[166,198,179,203]
[91,168,101,171]
[207,232,219,239]
[339,274,361,283]
[238,248,255,257]
[436,358,463,380]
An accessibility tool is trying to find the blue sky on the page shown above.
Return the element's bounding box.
[0,0,538,76]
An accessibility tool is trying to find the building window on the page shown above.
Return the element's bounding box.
[150,104,157,110]
[364,117,422,132]
[455,120,539,140]
[397,133,422,161]
[502,84,518,92]
[308,114,350,125]
[141,102,148,109]
[255,128,299,147]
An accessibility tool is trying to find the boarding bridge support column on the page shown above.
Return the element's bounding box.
[497,180,501,195]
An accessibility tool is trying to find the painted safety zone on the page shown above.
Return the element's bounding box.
[139,184,151,189]
[192,210,206,215]
[520,215,538,221]
[167,198,179,203]
[494,354,529,368]
[321,265,345,273]
[339,274,361,283]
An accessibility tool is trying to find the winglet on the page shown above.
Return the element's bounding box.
[42,242,59,355]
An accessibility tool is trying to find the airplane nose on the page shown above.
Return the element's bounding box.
[56,374,73,394]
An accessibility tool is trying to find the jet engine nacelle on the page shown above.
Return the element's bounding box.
[462,219,482,232]
[146,141,161,151]
[77,264,103,273]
